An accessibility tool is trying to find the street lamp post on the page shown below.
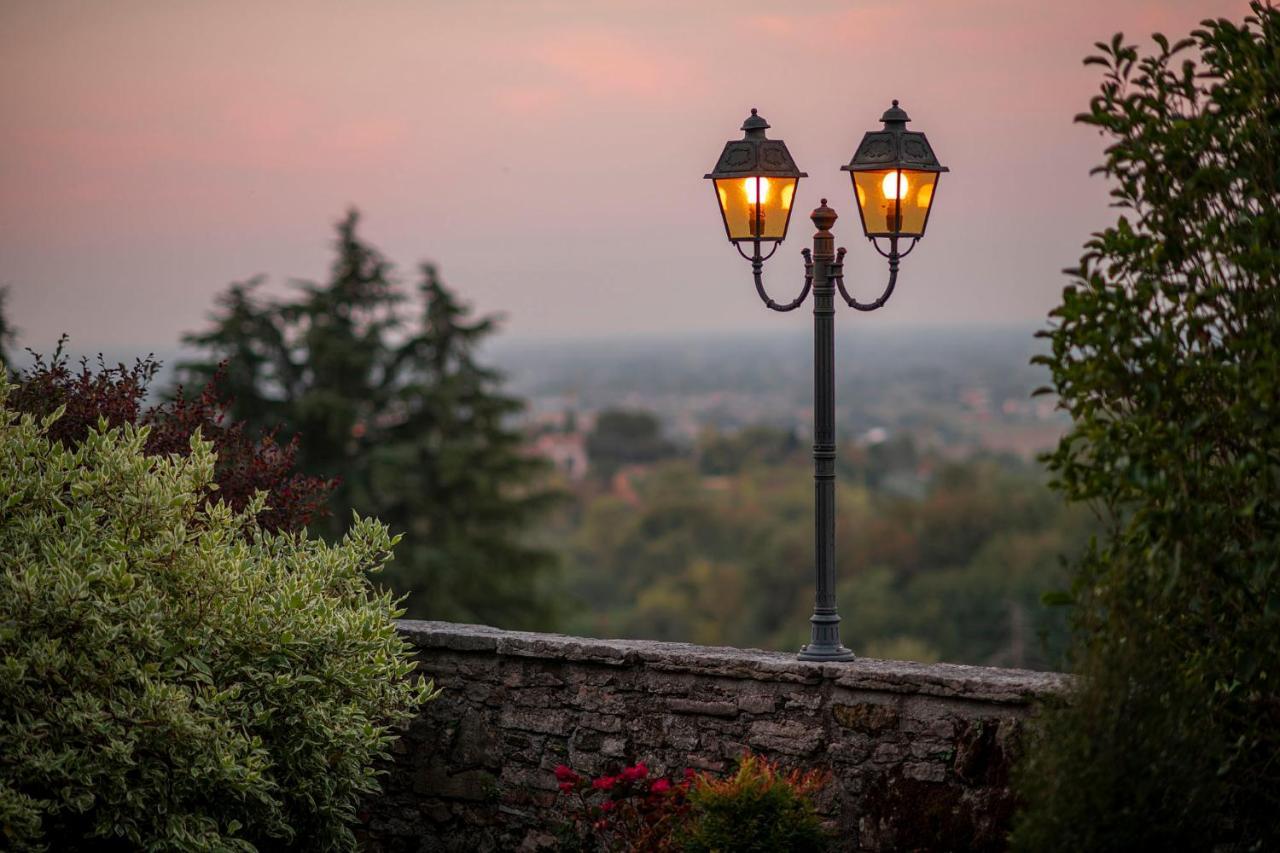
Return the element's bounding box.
[704,101,947,662]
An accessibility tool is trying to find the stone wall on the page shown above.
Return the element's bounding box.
[360,621,1068,852]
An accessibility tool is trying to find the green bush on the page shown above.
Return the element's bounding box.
[1013,4,1280,850]
[0,379,434,851]
[678,754,831,853]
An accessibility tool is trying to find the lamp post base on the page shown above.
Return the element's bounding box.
[797,642,855,662]
[798,611,854,661]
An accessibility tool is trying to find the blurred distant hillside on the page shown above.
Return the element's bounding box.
[10,324,1065,463]
[494,324,1066,460]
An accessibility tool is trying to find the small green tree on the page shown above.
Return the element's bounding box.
[0,380,433,851]
[1013,5,1280,850]
[585,408,678,481]
[178,211,561,627]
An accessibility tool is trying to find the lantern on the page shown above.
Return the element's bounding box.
[842,101,947,239]
[705,109,806,244]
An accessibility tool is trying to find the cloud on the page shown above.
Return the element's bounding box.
[531,28,705,100]
[495,84,565,117]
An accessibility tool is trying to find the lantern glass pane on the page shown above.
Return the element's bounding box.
[714,176,798,242]
[851,169,939,237]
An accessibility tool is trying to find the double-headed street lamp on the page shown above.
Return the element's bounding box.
[704,101,947,661]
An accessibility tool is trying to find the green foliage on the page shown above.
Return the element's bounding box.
[177,210,561,627]
[585,409,679,481]
[0,380,434,851]
[678,754,831,853]
[559,448,1087,668]
[1013,6,1280,850]
[698,426,800,476]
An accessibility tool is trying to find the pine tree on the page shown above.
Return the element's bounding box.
[369,264,562,624]
[177,210,561,628]
[178,212,401,528]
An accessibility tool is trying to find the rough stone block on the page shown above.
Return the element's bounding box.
[908,739,953,761]
[902,761,948,783]
[783,691,823,711]
[736,693,776,714]
[826,735,872,764]
[871,742,907,764]
[667,698,738,718]
[499,707,571,735]
[449,714,500,769]
[833,702,900,734]
[578,712,624,732]
[572,730,603,753]
[571,685,628,713]
[748,719,823,756]
[500,765,559,793]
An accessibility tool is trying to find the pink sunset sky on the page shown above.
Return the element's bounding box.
[0,0,1249,351]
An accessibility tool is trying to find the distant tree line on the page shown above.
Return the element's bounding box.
[553,426,1090,670]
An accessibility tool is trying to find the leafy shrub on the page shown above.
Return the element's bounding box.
[1013,5,1280,850]
[553,754,830,853]
[679,754,830,853]
[0,379,434,851]
[7,345,335,533]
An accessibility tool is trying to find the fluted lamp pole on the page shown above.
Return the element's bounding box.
[704,102,948,661]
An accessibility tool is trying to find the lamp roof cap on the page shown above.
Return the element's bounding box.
[842,100,948,174]
[704,106,807,180]
[880,99,911,126]
[741,108,770,134]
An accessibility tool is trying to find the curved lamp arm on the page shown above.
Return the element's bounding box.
[737,241,812,312]
[834,237,918,312]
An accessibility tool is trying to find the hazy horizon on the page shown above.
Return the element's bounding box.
[2,0,1248,352]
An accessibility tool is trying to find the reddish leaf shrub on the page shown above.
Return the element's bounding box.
[10,343,334,533]
[553,754,832,852]
[7,345,156,448]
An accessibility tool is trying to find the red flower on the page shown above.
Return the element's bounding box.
[600,800,615,812]
[621,762,649,782]
[555,764,579,783]
[558,781,575,793]
[592,775,616,790]
[650,778,671,794]
[683,767,697,781]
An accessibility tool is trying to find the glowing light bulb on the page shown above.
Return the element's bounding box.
[743,176,771,204]
[881,171,908,200]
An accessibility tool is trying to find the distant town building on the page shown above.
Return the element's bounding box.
[531,432,589,481]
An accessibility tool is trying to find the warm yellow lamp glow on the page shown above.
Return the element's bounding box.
[743,176,771,204]
[712,175,799,242]
[917,181,933,209]
[881,170,907,200]
[851,169,940,238]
